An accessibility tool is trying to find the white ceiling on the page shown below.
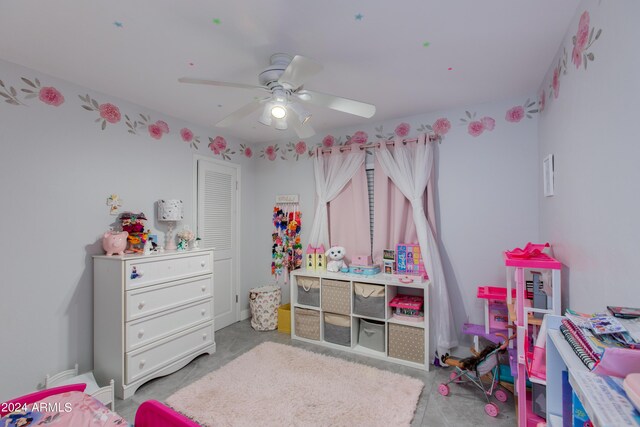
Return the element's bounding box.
[0,1,579,143]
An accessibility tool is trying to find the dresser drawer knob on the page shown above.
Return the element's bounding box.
[201,285,206,292]
[138,301,145,310]
[201,309,206,316]
[202,333,207,340]
[139,359,146,368]
[201,261,206,267]
[138,329,145,338]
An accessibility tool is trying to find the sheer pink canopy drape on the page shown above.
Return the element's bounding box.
[329,163,371,264]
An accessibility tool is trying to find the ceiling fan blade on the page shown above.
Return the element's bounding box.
[178,77,269,92]
[295,89,376,118]
[215,98,267,127]
[278,55,323,90]
[290,119,316,139]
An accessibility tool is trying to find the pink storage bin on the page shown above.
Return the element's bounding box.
[389,294,424,321]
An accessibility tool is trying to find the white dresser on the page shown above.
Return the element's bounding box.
[93,249,215,399]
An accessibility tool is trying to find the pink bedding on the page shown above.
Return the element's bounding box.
[1,390,127,426]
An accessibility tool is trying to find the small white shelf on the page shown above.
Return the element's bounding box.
[353,344,386,358]
[293,302,320,311]
[352,313,385,322]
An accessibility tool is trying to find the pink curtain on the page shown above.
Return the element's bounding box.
[328,163,371,264]
[372,157,428,265]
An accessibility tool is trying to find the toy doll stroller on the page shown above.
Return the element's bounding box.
[438,330,514,417]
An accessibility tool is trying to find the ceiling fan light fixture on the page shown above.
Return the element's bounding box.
[289,102,312,125]
[273,117,288,130]
[270,104,287,119]
[258,103,273,126]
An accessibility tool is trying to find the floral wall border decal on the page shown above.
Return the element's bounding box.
[543,8,602,107]
[459,111,496,137]
[505,98,538,123]
[0,74,249,161]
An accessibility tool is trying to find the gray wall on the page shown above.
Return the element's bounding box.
[537,0,640,311]
[0,58,256,400]
[254,97,541,349]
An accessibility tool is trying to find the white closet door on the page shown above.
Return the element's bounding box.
[197,159,238,330]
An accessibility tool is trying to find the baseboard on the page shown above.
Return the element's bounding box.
[240,309,251,321]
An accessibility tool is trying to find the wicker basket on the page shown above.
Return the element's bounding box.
[388,323,424,364]
[321,279,350,315]
[294,307,320,340]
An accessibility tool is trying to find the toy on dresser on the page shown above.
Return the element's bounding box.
[348,255,381,276]
[326,246,348,272]
[305,245,326,272]
[396,243,427,277]
[120,212,149,254]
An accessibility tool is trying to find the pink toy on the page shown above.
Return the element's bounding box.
[102,230,128,256]
[389,294,424,321]
[352,255,372,266]
[396,243,427,277]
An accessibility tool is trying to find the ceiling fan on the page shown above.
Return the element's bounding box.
[178,53,376,138]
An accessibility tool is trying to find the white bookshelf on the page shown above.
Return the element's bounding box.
[546,315,640,426]
[290,269,431,371]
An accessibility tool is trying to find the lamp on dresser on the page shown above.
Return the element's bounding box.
[157,199,183,251]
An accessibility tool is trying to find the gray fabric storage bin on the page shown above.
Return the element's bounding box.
[358,319,385,352]
[324,313,351,347]
[297,276,320,307]
[353,283,386,319]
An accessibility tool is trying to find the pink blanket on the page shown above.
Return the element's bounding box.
[1,391,127,426]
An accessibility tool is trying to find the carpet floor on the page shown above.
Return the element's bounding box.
[166,342,424,427]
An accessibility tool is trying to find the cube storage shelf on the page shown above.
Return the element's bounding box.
[290,269,431,371]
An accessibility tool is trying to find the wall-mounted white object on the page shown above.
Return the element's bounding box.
[543,155,554,197]
[157,199,184,250]
[106,194,123,215]
[276,194,299,204]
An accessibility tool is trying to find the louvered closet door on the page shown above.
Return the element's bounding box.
[197,160,238,330]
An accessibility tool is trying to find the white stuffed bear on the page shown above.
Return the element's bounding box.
[326,246,348,272]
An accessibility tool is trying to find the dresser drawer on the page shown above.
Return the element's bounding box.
[125,253,212,289]
[126,276,212,321]
[125,300,213,351]
[125,323,213,384]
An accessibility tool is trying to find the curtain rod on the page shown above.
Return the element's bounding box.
[317,133,439,154]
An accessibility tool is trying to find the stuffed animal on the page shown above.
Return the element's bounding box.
[326,246,348,272]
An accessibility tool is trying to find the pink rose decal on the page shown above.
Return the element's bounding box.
[349,130,368,145]
[295,141,307,154]
[265,145,276,161]
[467,121,484,137]
[505,106,525,123]
[480,117,495,131]
[180,128,194,142]
[38,87,65,106]
[148,124,163,140]
[395,122,411,137]
[209,136,227,154]
[432,118,451,136]
[552,67,560,99]
[322,135,335,147]
[539,90,546,112]
[576,11,590,51]
[244,147,253,158]
[99,103,121,124]
[155,120,170,134]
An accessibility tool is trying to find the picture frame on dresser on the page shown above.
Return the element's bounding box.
[93,248,215,399]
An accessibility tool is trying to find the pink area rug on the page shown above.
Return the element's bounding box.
[166,342,424,427]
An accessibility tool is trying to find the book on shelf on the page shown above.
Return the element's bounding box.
[608,306,640,319]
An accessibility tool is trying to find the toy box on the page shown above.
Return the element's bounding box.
[352,255,372,266]
[348,264,381,276]
[389,294,424,322]
[396,244,427,277]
